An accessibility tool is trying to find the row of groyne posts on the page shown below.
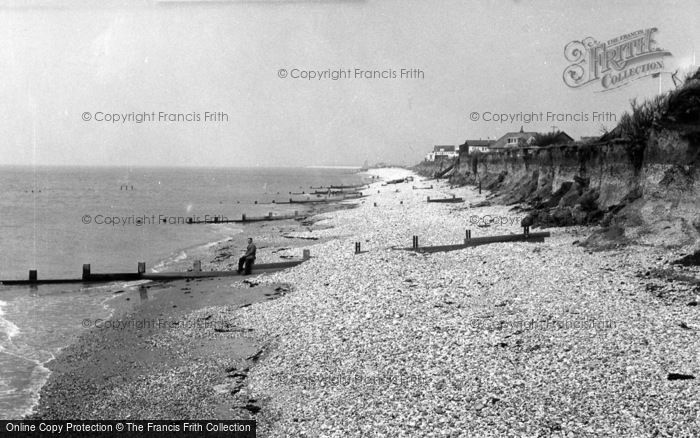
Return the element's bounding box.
[186,210,302,224]
[210,191,465,218]
[353,226,548,254]
[184,180,460,220]
[370,185,440,207]
[6,250,313,285]
[191,183,369,223]
[12,224,547,284]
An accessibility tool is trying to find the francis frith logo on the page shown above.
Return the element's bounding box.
[563,28,672,91]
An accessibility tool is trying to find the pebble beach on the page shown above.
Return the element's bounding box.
[229,168,700,437]
[32,168,700,437]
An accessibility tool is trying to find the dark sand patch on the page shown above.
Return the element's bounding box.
[29,277,285,420]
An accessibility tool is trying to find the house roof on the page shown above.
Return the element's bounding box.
[491,131,538,149]
[554,132,575,143]
[491,130,575,149]
[433,145,456,152]
[464,140,495,147]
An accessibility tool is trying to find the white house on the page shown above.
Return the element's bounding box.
[425,145,458,161]
[461,139,495,154]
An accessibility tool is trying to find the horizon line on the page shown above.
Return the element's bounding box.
[0,163,381,170]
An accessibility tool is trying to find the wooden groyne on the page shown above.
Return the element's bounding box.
[313,189,363,195]
[258,192,366,205]
[329,184,366,189]
[1,251,311,285]
[427,195,463,203]
[401,228,549,253]
[289,198,340,204]
[234,212,302,223]
[386,178,406,184]
[285,195,365,204]
[185,212,302,224]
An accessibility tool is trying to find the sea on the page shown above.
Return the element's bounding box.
[0,165,367,419]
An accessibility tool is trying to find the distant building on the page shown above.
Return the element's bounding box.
[491,127,574,151]
[490,127,538,151]
[425,145,458,161]
[459,139,496,155]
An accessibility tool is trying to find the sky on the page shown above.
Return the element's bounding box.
[0,0,698,167]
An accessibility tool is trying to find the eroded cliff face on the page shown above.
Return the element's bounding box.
[419,128,700,249]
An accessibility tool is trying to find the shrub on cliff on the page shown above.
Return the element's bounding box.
[664,69,700,127]
[608,67,700,170]
[533,130,567,147]
[617,95,668,170]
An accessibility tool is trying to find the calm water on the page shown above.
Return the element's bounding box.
[0,166,366,419]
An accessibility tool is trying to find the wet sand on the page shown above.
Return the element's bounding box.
[28,277,289,419]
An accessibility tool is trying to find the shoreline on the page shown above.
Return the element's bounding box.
[25,191,363,420]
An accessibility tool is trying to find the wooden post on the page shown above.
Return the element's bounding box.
[465,230,472,243]
[412,236,418,249]
[479,181,482,194]
[452,194,456,198]
[137,262,146,274]
[303,249,311,260]
[355,242,361,254]
[139,285,148,302]
[268,212,273,218]
[427,196,430,202]
[373,202,377,207]
[242,214,246,221]
[193,260,201,272]
[272,200,276,204]
[29,270,37,282]
[523,226,530,237]
[82,264,91,280]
